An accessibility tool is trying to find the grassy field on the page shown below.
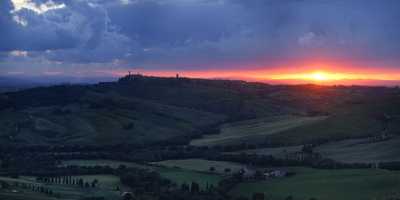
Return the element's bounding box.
[157,168,222,188]
[192,98,400,147]
[264,99,400,145]
[190,115,327,146]
[153,159,252,175]
[0,191,59,200]
[70,175,122,190]
[230,167,400,200]
[59,159,222,189]
[315,137,400,163]
[153,159,246,188]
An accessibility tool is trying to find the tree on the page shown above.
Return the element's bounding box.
[122,192,135,200]
[1,182,10,189]
[302,144,313,154]
[91,179,99,188]
[190,182,200,194]
[209,166,216,172]
[254,170,264,180]
[252,192,265,200]
[118,164,127,170]
[180,183,189,192]
[285,196,293,200]
[78,178,84,187]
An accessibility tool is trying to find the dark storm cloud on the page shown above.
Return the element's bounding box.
[0,0,81,52]
[107,1,240,47]
[1,0,400,74]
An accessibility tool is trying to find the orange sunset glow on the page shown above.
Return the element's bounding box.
[104,64,400,85]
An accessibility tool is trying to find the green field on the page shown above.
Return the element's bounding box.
[0,191,59,200]
[157,168,222,188]
[153,159,252,175]
[70,171,219,191]
[190,115,327,146]
[153,159,239,188]
[71,175,122,190]
[230,168,400,200]
[315,137,400,163]
[59,159,222,189]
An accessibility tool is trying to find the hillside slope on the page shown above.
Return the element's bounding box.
[0,75,400,147]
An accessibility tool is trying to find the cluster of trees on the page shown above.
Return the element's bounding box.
[211,153,372,170]
[383,192,400,200]
[28,184,56,197]
[36,176,98,188]
[0,162,116,179]
[118,167,229,200]
[379,162,400,170]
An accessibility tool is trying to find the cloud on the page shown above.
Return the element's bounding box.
[107,0,241,47]
[12,15,28,26]
[1,0,400,76]
[0,0,80,52]
[298,32,324,47]
[9,50,28,57]
[11,0,65,15]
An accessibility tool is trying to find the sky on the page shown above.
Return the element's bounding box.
[1,0,400,85]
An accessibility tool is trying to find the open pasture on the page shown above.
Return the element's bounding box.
[315,137,400,163]
[153,158,251,175]
[190,115,326,146]
[230,167,400,200]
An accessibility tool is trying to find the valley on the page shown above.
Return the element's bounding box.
[0,76,399,200]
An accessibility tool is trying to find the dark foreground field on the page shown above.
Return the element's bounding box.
[1,75,400,200]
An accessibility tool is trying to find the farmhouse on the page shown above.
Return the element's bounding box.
[121,192,135,200]
[264,169,287,178]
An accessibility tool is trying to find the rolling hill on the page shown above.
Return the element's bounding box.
[0,75,400,147]
[190,115,327,146]
[315,136,400,163]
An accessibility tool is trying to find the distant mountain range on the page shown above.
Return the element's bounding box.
[0,76,118,92]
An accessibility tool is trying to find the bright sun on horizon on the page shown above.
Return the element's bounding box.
[303,71,353,82]
[264,70,347,82]
[310,72,329,81]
